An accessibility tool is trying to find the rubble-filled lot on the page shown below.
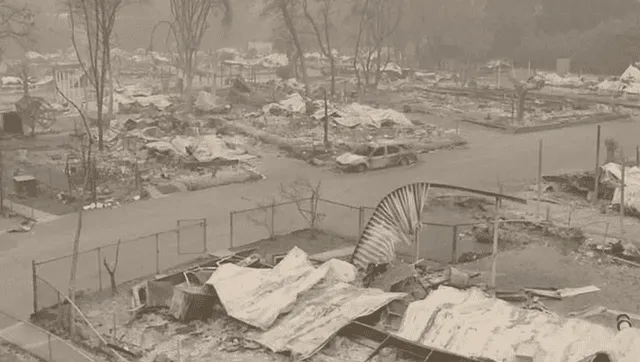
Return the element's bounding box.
[372,79,631,132]
[31,189,640,362]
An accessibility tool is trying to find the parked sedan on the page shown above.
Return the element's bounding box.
[336,142,418,172]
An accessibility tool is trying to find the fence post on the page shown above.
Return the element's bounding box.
[202,219,208,253]
[31,260,37,314]
[176,221,181,254]
[229,212,234,248]
[451,225,458,264]
[47,334,52,361]
[97,247,102,291]
[155,233,160,274]
[270,202,276,239]
[491,219,500,288]
[48,167,53,196]
[358,207,364,237]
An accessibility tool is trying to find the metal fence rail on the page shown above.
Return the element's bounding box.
[32,218,206,314]
[228,198,370,248]
[0,309,99,362]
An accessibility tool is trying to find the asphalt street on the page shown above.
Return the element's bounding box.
[0,118,636,320]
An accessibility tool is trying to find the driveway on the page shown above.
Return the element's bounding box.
[1,117,637,321]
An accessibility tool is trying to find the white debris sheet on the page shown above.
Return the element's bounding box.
[335,103,413,128]
[263,93,307,114]
[206,247,405,359]
[601,162,640,212]
[147,134,251,162]
[396,286,640,362]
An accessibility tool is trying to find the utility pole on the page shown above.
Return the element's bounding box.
[593,125,601,204]
[0,136,4,216]
[536,139,543,219]
[620,150,626,237]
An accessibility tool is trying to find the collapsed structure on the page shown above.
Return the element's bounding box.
[86,182,639,362]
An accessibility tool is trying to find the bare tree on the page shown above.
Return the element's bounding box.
[508,73,545,124]
[55,81,94,339]
[150,0,231,113]
[302,0,336,96]
[350,0,402,94]
[66,0,123,150]
[247,197,278,240]
[264,0,310,95]
[103,239,121,295]
[351,0,370,94]
[281,179,324,237]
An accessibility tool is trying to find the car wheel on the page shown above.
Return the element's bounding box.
[355,164,367,173]
[399,157,409,166]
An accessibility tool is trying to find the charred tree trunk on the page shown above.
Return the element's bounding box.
[279,1,309,95]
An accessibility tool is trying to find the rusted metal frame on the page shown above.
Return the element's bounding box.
[364,336,390,362]
[427,182,527,204]
[340,321,489,362]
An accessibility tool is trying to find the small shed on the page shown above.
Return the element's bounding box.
[13,175,37,197]
[0,111,24,135]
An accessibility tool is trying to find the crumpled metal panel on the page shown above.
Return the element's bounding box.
[250,282,405,359]
[206,247,405,359]
[396,287,640,362]
[206,247,358,330]
[351,183,430,270]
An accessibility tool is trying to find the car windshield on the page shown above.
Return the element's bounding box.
[353,145,373,156]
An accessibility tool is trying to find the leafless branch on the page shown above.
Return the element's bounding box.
[103,239,121,294]
[281,178,324,232]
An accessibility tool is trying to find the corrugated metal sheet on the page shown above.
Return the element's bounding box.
[206,247,358,330]
[206,247,405,359]
[396,287,640,362]
[351,183,430,270]
[250,282,405,359]
[350,182,527,270]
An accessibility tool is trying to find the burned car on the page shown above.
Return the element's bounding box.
[336,142,418,172]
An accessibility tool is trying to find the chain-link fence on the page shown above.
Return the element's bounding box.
[0,309,98,362]
[33,219,206,314]
[228,198,371,249]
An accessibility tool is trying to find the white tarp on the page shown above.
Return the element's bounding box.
[601,162,640,212]
[195,91,217,112]
[536,72,585,88]
[397,286,640,362]
[206,247,405,359]
[259,53,288,68]
[263,93,306,114]
[335,103,413,128]
[382,62,403,75]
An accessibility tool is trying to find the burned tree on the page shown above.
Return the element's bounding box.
[103,239,121,294]
[281,179,324,237]
[302,0,336,95]
[151,0,231,112]
[351,0,402,93]
[264,0,310,94]
[508,73,545,124]
[66,0,123,150]
[56,78,95,339]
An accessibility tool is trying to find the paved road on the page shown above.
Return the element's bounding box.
[1,117,636,321]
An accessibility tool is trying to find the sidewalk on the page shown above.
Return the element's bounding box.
[1,200,61,223]
[0,320,103,362]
